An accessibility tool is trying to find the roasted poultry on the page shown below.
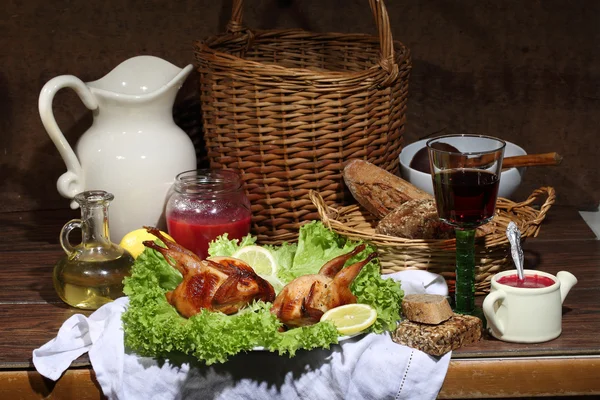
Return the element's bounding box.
[271,244,377,328]
[143,227,275,318]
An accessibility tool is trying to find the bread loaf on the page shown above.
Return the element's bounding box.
[375,199,454,239]
[402,294,453,324]
[343,159,494,240]
[343,159,432,218]
[393,314,483,356]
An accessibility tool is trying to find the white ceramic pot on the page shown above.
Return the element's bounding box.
[482,269,577,343]
[39,56,197,241]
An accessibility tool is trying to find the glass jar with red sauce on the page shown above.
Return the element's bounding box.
[165,169,252,259]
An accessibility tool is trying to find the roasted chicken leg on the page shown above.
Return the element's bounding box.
[271,244,377,328]
[143,227,275,318]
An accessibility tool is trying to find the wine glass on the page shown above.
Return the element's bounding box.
[427,134,506,315]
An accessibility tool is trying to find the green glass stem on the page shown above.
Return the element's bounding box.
[454,228,476,314]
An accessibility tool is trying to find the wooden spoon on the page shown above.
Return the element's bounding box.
[468,152,563,170]
[501,152,563,169]
[411,150,563,173]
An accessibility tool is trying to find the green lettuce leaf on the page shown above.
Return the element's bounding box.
[283,221,357,281]
[264,242,297,276]
[207,233,256,257]
[352,260,404,333]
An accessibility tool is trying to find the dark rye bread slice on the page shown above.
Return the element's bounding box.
[401,294,454,325]
[393,314,483,356]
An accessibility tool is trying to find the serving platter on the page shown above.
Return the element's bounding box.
[252,332,366,351]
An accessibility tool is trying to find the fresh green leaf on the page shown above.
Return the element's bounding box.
[281,220,357,281]
[352,259,403,333]
[264,242,296,279]
[207,233,256,257]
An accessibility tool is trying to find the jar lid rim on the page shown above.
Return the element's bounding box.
[174,169,243,194]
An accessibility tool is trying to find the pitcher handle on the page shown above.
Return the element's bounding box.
[39,75,99,208]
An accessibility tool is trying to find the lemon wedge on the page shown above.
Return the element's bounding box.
[231,245,278,277]
[320,304,377,335]
[231,245,284,293]
[119,228,174,258]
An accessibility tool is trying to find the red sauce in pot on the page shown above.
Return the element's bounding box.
[497,274,555,288]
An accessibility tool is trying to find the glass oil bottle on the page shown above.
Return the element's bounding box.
[53,190,134,310]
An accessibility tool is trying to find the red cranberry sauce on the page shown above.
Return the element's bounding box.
[497,274,556,288]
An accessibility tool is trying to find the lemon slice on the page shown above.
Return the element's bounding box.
[231,245,278,277]
[231,246,285,293]
[119,228,174,258]
[320,304,377,335]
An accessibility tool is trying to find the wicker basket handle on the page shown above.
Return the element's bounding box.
[227,0,398,79]
[509,186,556,234]
[309,190,333,229]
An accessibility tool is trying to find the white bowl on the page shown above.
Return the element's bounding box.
[399,138,527,199]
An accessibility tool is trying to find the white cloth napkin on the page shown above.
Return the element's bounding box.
[33,271,451,400]
[383,270,449,297]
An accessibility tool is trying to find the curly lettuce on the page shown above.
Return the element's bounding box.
[122,221,402,364]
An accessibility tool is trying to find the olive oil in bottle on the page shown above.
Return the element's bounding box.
[53,191,134,310]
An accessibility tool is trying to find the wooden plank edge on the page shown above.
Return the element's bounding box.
[438,357,600,398]
[0,368,104,400]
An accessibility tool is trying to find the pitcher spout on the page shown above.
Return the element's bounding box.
[170,64,194,89]
[86,55,193,101]
[557,271,577,303]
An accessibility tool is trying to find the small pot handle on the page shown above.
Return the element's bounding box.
[482,290,506,336]
[39,75,98,206]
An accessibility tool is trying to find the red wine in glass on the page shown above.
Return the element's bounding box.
[427,134,505,316]
[433,168,500,229]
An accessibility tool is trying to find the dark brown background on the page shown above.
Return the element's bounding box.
[2,0,599,214]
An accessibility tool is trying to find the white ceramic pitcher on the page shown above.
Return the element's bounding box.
[39,56,197,241]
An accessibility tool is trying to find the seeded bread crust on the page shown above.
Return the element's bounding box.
[393,314,483,356]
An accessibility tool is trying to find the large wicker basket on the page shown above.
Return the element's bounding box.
[194,0,411,244]
[310,187,556,294]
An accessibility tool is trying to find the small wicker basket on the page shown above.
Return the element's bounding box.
[194,0,411,244]
[310,187,556,294]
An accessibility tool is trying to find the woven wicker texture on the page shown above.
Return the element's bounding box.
[311,187,556,294]
[194,0,411,244]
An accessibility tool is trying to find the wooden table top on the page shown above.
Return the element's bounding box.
[0,206,599,398]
